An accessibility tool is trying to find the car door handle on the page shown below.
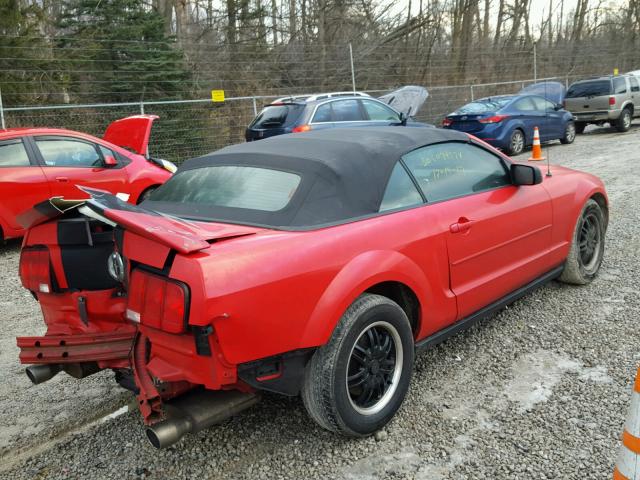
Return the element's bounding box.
[449,217,474,234]
[56,177,68,183]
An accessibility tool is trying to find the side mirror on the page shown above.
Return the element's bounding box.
[104,155,118,167]
[399,112,408,126]
[511,163,543,186]
[554,103,563,111]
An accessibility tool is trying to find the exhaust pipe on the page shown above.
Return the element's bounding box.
[25,362,102,385]
[63,362,101,379]
[25,364,61,384]
[146,389,260,449]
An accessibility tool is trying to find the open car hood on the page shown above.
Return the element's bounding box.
[17,188,262,254]
[378,86,429,117]
[519,81,566,105]
[103,115,159,156]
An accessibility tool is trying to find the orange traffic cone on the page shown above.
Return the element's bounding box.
[528,127,545,161]
[614,366,640,479]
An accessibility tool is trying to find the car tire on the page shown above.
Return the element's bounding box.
[558,199,606,285]
[505,129,525,156]
[575,122,587,134]
[615,108,632,132]
[301,293,414,436]
[560,121,576,144]
[136,186,157,204]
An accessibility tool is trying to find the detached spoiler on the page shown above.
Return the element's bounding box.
[17,189,260,254]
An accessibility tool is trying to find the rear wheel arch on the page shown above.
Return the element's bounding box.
[301,250,431,348]
[364,281,421,337]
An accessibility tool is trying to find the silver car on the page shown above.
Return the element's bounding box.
[565,74,640,133]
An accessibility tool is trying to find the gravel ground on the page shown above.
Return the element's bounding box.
[1,124,639,479]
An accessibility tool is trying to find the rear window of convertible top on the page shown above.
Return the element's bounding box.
[150,165,301,212]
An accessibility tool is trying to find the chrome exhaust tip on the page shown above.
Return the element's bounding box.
[146,417,192,449]
[25,364,61,385]
[145,389,260,449]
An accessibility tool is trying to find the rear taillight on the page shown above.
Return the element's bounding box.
[609,96,616,107]
[292,124,311,133]
[126,269,189,334]
[19,248,53,294]
[479,115,510,124]
[442,118,453,127]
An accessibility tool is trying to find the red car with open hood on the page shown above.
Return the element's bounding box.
[0,115,175,241]
[15,127,607,448]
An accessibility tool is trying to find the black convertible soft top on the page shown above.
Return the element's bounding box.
[146,127,469,228]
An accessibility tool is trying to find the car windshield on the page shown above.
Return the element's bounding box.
[249,104,304,129]
[566,80,611,98]
[454,97,512,114]
[150,166,301,212]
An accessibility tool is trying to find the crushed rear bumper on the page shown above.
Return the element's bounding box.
[17,329,135,367]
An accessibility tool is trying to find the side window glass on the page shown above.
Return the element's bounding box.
[613,77,627,94]
[402,143,511,202]
[312,103,332,123]
[362,100,400,121]
[630,76,639,93]
[330,100,364,122]
[513,98,536,111]
[36,138,102,167]
[0,139,31,167]
[379,163,423,212]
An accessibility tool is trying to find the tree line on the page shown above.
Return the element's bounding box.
[1,0,639,107]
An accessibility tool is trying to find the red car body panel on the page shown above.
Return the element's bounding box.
[14,128,608,430]
[0,116,171,240]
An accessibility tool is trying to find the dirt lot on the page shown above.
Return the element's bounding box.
[1,124,639,479]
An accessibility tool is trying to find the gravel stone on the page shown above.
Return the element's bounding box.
[0,124,639,479]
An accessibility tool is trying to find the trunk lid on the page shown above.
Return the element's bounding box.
[445,114,489,133]
[103,115,159,156]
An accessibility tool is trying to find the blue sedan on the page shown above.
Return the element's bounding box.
[442,94,575,155]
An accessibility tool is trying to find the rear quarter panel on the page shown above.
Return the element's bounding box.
[169,207,456,365]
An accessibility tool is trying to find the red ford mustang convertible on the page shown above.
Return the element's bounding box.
[0,115,175,241]
[16,127,607,448]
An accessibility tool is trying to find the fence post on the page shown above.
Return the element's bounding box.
[252,97,258,116]
[349,43,356,92]
[0,88,5,129]
[470,84,474,101]
[140,101,145,115]
[533,42,537,83]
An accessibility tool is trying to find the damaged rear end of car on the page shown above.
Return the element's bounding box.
[16,191,263,448]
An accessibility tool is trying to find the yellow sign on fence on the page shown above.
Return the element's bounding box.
[614,68,619,75]
[211,90,225,102]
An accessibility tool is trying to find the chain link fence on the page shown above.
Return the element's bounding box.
[1,72,596,165]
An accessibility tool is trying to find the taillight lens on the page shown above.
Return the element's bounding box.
[609,96,616,106]
[292,124,311,133]
[19,247,53,294]
[126,269,189,334]
[479,115,510,124]
[442,118,453,127]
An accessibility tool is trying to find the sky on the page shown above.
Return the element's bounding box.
[389,0,626,36]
